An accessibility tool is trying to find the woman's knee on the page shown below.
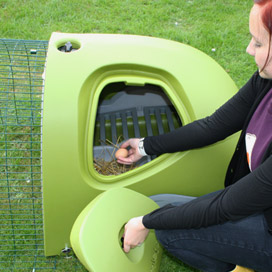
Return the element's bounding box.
[155,229,168,248]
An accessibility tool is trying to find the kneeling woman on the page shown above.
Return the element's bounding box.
[118,1,272,271]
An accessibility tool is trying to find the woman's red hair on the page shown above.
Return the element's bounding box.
[254,0,272,71]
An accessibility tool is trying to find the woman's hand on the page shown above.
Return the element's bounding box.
[117,138,143,165]
[123,216,149,253]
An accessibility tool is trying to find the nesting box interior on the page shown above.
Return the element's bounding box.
[93,82,182,171]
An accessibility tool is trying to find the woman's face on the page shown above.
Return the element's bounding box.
[247,4,272,79]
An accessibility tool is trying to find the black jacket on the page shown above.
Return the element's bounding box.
[143,72,272,233]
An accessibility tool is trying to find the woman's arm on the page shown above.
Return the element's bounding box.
[118,73,260,163]
[123,156,272,253]
[144,73,258,155]
[143,155,272,230]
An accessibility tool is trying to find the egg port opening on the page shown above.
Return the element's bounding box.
[93,82,182,176]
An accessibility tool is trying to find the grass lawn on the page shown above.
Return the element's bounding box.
[0,0,257,271]
[0,0,256,87]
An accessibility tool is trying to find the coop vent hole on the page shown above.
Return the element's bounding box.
[58,41,80,52]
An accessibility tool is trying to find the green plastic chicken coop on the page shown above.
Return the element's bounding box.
[42,32,239,270]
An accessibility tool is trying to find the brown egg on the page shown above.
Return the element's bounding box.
[115,148,128,159]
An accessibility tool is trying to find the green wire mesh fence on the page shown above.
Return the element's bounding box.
[0,39,86,271]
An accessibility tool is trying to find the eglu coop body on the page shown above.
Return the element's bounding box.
[0,33,239,271]
[42,32,239,267]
